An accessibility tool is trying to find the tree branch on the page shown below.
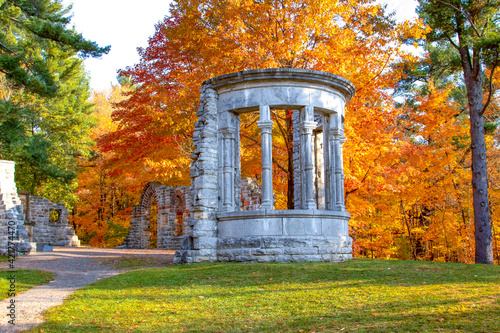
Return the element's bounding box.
[0,42,17,54]
[356,53,392,92]
[434,0,482,37]
[481,53,500,115]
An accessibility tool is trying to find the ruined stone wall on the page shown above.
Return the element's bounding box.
[240,178,261,211]
[124,183,191,250]
[157,186,191,250]
[0,161,29,255]
[25,196,80,247]
[174,84,220,263]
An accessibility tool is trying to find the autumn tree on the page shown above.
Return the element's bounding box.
[0,0,109,204]
[72,83,142,247]
[106,0,425,219]
[417,0,500,264]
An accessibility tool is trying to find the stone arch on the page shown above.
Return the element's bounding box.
[125,183,191,250]
[125,182,163,249]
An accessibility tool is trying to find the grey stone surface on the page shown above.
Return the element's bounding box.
[14,241,32,253]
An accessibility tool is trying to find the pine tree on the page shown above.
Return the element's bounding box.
[0,0,109,204]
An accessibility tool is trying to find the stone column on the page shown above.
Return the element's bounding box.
[324,114,335,210]
[292,110,302,209]
[221,126,236,211]
[327,113,346,211]
[257,105,274,210]
[300,106,317,210]
[335,129,347,211]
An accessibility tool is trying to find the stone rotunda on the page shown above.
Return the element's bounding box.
[172,68,355,263]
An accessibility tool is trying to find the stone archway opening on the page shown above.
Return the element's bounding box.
[173,191,185,237]
[239,111,262,211]
[148,196,158,249]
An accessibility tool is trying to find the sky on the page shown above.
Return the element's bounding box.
[61,0,419,92]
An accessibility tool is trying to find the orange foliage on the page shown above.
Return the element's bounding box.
[79,0,500,261]
[71,84,142,247]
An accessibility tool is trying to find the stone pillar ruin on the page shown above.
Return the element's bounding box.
[0,160,30,254]
[175,68,355,263]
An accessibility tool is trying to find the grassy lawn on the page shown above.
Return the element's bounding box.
[31,259,499,333]
[0,270,54,301]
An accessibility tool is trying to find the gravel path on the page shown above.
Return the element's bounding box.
[0,247,174,332]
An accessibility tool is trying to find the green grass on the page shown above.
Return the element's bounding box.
[0,269,55,301]
[97,255,173,269]
[31,259,499,333]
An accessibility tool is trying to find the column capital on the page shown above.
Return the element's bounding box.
[300,121,317,131]
[329,128,344,136]
[220,126,236,136]
[257,120,273,131]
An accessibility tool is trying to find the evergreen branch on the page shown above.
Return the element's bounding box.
[0,42,17,54]
[445,34,459,50]
[434,0,482,37]
[481,53,500,115]
[9,16,22,25]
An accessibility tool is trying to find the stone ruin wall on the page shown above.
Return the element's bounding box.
[124,183,191,250]
[22,195,80,247]
[0,160,80,255]
[124,179,263,250]
[240,178,262,211]
[0,161,28,255]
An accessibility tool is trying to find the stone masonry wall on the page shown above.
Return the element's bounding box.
[174,84,219,263]
[124,182,191,250]
[26,196,80,247]
[240,177,261,211]
[0,160,29,255]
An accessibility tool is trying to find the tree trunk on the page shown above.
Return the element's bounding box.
[459,46,494,264]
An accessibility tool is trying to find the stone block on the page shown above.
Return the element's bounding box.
[217,238,241,249]
[14,241,31,253]
[233,249,252,257]
[264,248,284,256]
[251,248,266,256]
[216,249,235,259]
[17,229,29,240]
[256,256,275,263]
[235,255,253,262]
[191,229,216,238]
[192,219,217,230]
[262,236,283,248]
[274,255,293,263]
[245,218,283,236]
[193,237,218,249]
[291,254,322,262]
[218,220,246,237]
[241,237,261,248]
[321,218,347,237]
[321,254,332,262]
[283,237,311,248]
